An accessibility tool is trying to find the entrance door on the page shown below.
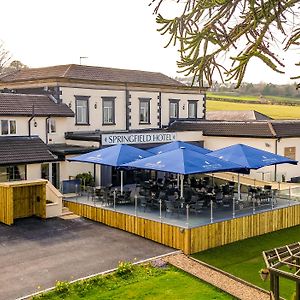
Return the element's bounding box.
[52,163,60,188]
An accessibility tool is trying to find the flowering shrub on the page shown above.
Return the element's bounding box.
[116,261,134,277]
[54,281,70,295]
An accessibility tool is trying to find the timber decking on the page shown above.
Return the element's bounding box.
[64,200,300,254]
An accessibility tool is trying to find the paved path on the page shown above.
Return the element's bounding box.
[163,253,270,300]
[0,216,172,300]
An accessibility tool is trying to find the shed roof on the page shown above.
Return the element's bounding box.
[168,120,300,138]
[0,93,74,117]
[206,110,272,121]
[0,136,57,165]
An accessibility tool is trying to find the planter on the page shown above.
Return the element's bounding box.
[259,269,269,281]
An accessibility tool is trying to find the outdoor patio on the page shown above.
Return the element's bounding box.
[63,185,300,228]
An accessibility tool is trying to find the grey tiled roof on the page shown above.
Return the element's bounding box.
[0,136,57,165]
[0,93,74,116]
[0,64,185,87]
[206,110,272,121]
[169,120,300,138]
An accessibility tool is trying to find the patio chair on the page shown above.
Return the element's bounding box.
[139,196,150,212]
[164,200,177,217]
[86,186,96,203]
[190,201,204,215]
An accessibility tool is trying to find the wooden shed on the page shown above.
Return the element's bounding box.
[0,179,47,225]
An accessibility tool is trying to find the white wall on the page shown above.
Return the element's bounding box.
[161,92,205,126]
[27,164,41,180]
[60,156,95,182]
[176,130,203,142]
[61,87,126,132]
[60,86,206,132]
[129,91,159,129]
[277,137,300,181]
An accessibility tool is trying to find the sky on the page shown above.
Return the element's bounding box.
[1,0,299,85]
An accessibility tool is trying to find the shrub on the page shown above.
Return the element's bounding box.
[115,261,134,277]
[76,172,94,187]
[73,280,93,297]
[54,281,70,295]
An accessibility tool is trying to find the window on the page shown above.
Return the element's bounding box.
[139,98,151,124]
[0,165,26,182]
[47,119,56,133]
[188,101,198,119]
[102,97,115,125]
[169,99,179,119]
[75,96,89,125]
[1,120,16,135]
[284,147,296,160]
[41,163,50,180]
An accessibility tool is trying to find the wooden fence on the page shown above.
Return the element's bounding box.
[64,201,300,254]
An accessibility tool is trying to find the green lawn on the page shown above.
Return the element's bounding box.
[193,225,300,300]
[33,264,233,300]
[207,100,300,119]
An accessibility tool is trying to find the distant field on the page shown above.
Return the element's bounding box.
[207,100,300,119]
[207,93,300,104]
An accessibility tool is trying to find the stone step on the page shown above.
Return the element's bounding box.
[61,207,73,216]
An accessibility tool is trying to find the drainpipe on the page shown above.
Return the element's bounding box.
[158,91,162,128]
[125,83,130,130]
[28,104,35,137]
[45,116,50,144]
[28,116,34,136]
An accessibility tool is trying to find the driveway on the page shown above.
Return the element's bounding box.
[0,216,172,300]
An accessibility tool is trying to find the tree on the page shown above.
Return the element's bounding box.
[0,41,11,75]
[150,0,300,88]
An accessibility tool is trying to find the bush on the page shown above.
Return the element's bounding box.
[54,281,70,295]
[115,261,135,277]
[76,172,94,187]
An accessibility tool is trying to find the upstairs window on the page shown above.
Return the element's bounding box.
[284,147,296,160]
[1,120,16,135]
[102,97,115,125]
[188,100,198,119]
[47,119,56,133]
[75,96,89,125]
[139,98,151,124]
[169,99,179,119]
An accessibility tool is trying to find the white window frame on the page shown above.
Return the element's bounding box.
[1,119,16,135]
[47,118,56,134]
[139,98,151,124]
[169,99,179,119]
[75,96,89,125]
[102,97,115,125]
[188,100,198,119]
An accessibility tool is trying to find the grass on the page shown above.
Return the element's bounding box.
[33,263,233,300]
[207,100,300,119]
[193,225,300,300]
[207,93,300,104]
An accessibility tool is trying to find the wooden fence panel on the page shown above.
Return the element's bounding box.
[64,201,300,255]
[64,201,186,252]
[190,205,300,253]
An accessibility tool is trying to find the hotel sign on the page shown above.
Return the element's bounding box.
[102,132,177,146]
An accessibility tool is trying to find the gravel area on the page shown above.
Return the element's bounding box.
[164,253,270,300]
